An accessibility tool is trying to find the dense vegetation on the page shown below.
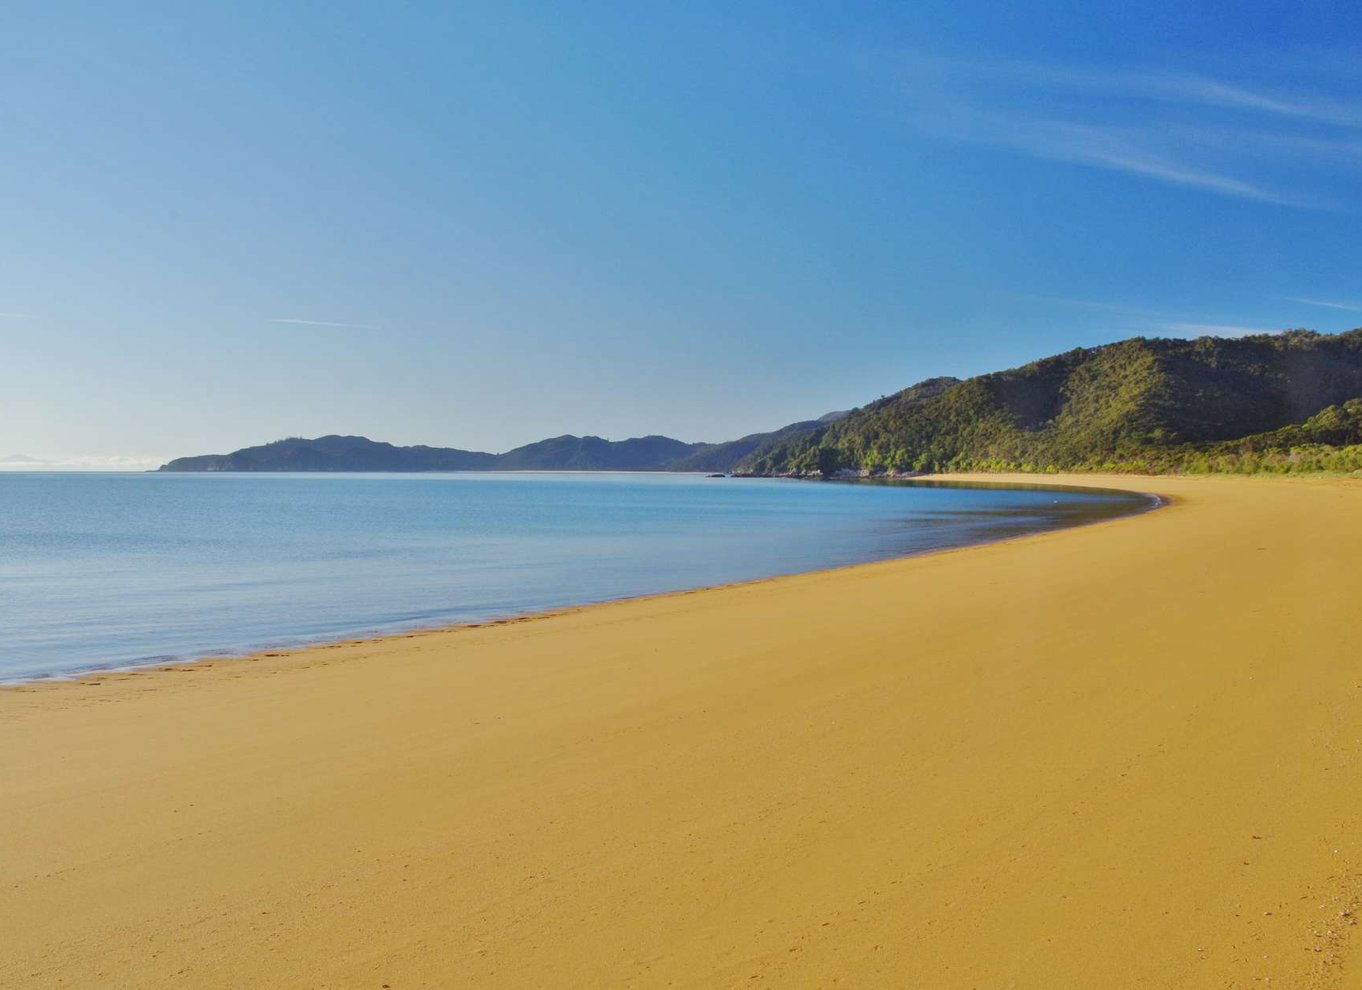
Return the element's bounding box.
[739,330,1362,477]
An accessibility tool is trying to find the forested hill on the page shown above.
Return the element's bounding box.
[739,329,1362,476]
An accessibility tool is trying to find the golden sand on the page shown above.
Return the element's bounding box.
[2,474,1360,988]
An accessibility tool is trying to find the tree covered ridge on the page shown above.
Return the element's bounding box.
[738,329,1362,476]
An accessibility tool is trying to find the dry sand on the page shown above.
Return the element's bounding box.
[2,473,1360,988]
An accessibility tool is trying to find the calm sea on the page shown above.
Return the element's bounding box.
[0,472,1153,682]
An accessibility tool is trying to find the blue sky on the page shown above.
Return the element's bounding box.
[3,1,1361,466]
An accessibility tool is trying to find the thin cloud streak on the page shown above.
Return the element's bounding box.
[1066,144,1298,205]
[1286,296,1362,313]
[1011,293,1309,340]
[906,54,1362,128]
[1169,77,1360,126]
[268,317,378,330]
[927,108,1305,205]
[889,54,1359,209]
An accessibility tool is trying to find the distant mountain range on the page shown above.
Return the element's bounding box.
[159,328,1362,476]
[158,412,851,474]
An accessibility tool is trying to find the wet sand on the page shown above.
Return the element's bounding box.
[2,473,1359,988]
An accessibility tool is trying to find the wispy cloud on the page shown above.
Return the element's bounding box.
[1285,296,1362,313]
[1159,76,1361,126]
[981,116,1300,205]
[887,54,1361,209]
[268,317,377,329]
[1010,293,1292,339]
[943,57,1362,127]
[0,312,37,319]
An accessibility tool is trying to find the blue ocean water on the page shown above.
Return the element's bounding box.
[0,472,1153,681]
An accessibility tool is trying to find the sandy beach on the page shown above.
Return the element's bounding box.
[2,473,1359,988]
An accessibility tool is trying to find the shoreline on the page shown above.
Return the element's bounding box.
[4,473,1359,988]
[1,475,1162,689]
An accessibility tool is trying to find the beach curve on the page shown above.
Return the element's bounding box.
[2,473,1359,988]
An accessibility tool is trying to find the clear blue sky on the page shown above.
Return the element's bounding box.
[4,1,1361,467]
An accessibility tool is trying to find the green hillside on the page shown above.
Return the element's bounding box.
[741,329,1362,476]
